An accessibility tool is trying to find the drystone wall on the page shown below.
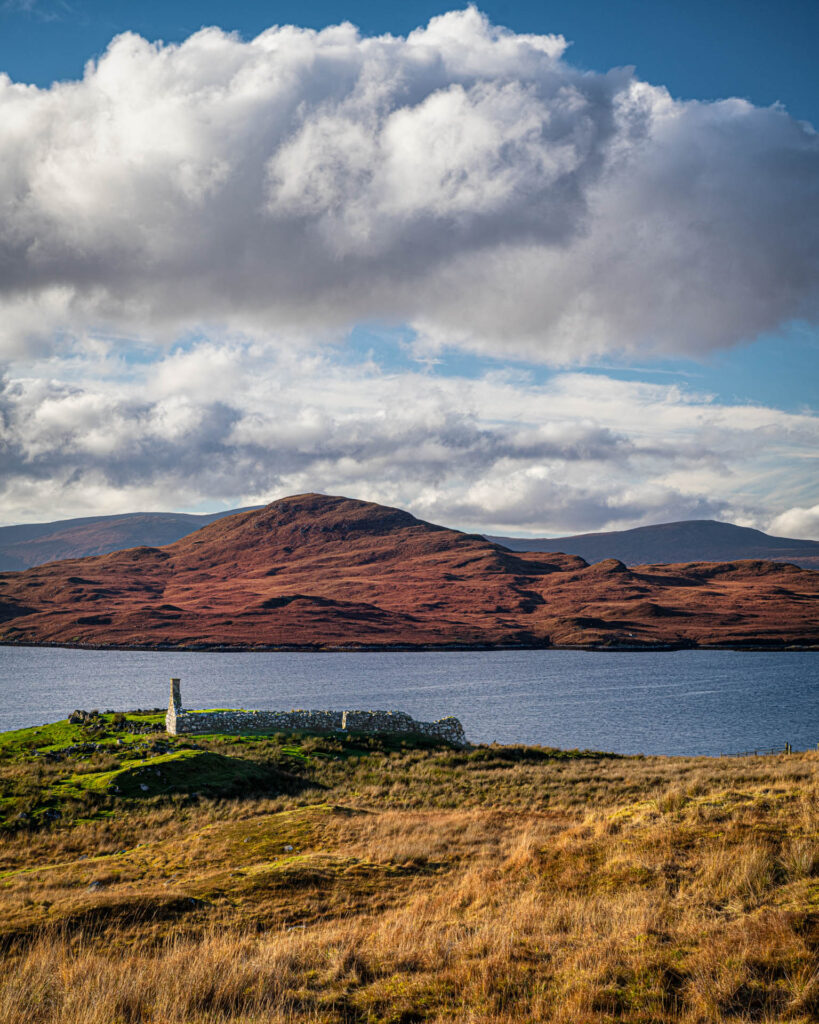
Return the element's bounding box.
[165,679,467,746]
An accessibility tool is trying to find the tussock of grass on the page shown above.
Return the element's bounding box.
[0,717,816,1022]
[77,749,288,798]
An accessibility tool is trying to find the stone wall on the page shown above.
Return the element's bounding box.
[165,679,467,747]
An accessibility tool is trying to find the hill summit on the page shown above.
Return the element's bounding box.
[0,493,817,650]
[4,505,818,572]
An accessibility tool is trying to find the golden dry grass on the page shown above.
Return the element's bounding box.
[0,747,817,1022]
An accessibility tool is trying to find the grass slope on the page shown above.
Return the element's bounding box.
[0,715,816,1023]
[69,749,285,798]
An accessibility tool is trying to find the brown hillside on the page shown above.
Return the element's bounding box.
[0,493,817,650]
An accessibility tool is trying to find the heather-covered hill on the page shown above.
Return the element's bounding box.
[5,507,818,573]
[0,494,817,650]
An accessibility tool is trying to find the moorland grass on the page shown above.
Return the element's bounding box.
[0,715,816,1022]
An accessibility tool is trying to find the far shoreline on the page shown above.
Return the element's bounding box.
[2,639,817,654]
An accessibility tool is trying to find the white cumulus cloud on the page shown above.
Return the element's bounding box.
[768,504,819,541]
[0,7,817,359]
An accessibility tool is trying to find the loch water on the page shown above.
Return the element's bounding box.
[0,647,816,756]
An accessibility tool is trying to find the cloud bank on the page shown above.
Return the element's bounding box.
[1,7,818,359]
[2,338,817,536]
[769,504,819,541]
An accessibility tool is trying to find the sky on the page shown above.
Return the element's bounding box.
[0,0,817,538]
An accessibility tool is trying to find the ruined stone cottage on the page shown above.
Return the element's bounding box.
[165,678,467,746]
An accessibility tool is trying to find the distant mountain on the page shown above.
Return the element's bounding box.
[0,508,262,571]
[487,520,819,570]
[3,509,818,575]
[1,494,817,651]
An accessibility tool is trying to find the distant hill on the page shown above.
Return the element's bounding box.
[487,520,819,570]
[0,508,262,571]
[3,509,818,573]
[1,493,817,651]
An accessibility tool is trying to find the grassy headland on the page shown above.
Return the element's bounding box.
[0,712,817,1022]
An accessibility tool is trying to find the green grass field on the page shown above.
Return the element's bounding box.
[0,713,816,1022]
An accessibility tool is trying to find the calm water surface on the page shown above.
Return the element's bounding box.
[0,647,816,756]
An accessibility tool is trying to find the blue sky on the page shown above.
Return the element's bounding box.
[4,1,819,124]
[0,2,817,537]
